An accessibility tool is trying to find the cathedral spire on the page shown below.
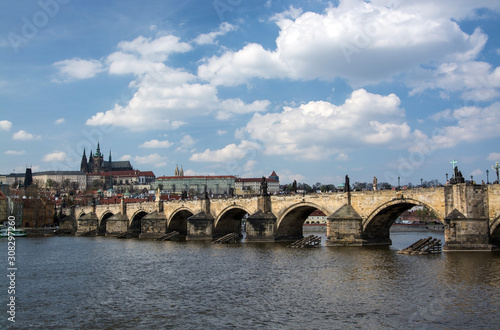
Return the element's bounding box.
[175,164,179,176]
[109,150,112,163]
[180,165,184,177]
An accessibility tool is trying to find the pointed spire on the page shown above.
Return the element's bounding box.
[175,164,179,176]
[180,165,184,177]
[109,150,112,163]
[96,142,101,157]
[83,148,86,157]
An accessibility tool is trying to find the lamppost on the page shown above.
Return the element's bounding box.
[471,175,473,184]
[486,169,489,184]
[420,178,423,187]
[398,176,400,190]
[446,173,448,182]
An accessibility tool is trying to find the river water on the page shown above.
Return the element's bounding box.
[2,232,500,329]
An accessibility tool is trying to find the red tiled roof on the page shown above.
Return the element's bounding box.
[310,209,326,216]
[270,171,277,176]
[139,171,155,177]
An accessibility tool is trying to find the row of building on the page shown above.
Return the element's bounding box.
[1,144,281,196]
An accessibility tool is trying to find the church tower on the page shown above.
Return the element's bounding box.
[80,149,88,173]
[92,143,103,173]
[180,165,184,177]
[175,164,180,176]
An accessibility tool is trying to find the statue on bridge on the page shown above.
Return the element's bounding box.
[291,180,297,194]
[344,175,350,193]
[450,166,465,184]
[373,176,378,191]
[203,185,209,199]
[181,190,188,200]
[260,176,268,196]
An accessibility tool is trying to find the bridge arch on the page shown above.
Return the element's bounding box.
[98,211,115,236]
[490,215,500,245]
[130,210,148,236]
[276,202,330,240]
[167,208,193,237]
[214,205,250,237]
[362,198,444,243]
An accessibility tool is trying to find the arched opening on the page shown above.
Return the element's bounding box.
[215,208,248,238]
[168,210,192,238]
[130,211,148,237]
[491,217,500,246]
[98,212,114,236]
[363,201,443,245]
[276,205,322,241]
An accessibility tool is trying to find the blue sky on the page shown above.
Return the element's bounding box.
[1,0,500,186]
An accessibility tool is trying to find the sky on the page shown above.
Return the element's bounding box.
[1,0,500,187]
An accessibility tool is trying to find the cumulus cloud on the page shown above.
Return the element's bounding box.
[140,139,173,149]
[176,135,195,152]
[190,140,260,163]
[12,130,40,140]
[5,150,25,155]
[241,89,410,160]
[43,151,66,162]
[55,118,65,125]
[408,62,500,101]
[133,153,167,167]
[413,102,500,150]
[0,120,12,131]
[197,1,490,87]
[83,34,269,131]
[193,22,237,45]
[53,58,104,82]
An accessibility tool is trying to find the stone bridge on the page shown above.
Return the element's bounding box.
[62,183,500,251]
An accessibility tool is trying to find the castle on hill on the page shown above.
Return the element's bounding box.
[80,143,133,174]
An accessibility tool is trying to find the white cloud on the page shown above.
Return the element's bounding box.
[54,118,65,125]
[12,130,40,140]
[0,120,12,131]
[5,150,25,155]
[471,169,483,177]
[120,155,132,161]
[197,1,489,87]
[190,140,260,163]
[140,139,173,149]
[53,58,104,82]
[216,99,270,119]
[116,35,192,62]
[408,62,500,101]
[216,129,227,136]
[241,89,410,160]
[176,135,195,152]
[43,151,66,162]
[85,42,269,131]
[414,102,500,150]
[487,153,500,161]
[193,22,237,45]
[133,153,167,167]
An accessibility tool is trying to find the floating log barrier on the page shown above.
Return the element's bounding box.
[156,231,179,241]
[397,236,442,255]
[213,233,240,244]
[287,235,322,248]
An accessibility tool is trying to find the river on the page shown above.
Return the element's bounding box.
[2,232,500,329]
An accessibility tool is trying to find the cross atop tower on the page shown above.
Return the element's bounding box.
[450,159,457,170]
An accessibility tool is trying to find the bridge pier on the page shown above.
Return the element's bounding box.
[106,213,129,236]
[443,184,496,251]
[245,195,276,242]
[76,213,98,236]
[139,211,167,239]
[186,198,214,240]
